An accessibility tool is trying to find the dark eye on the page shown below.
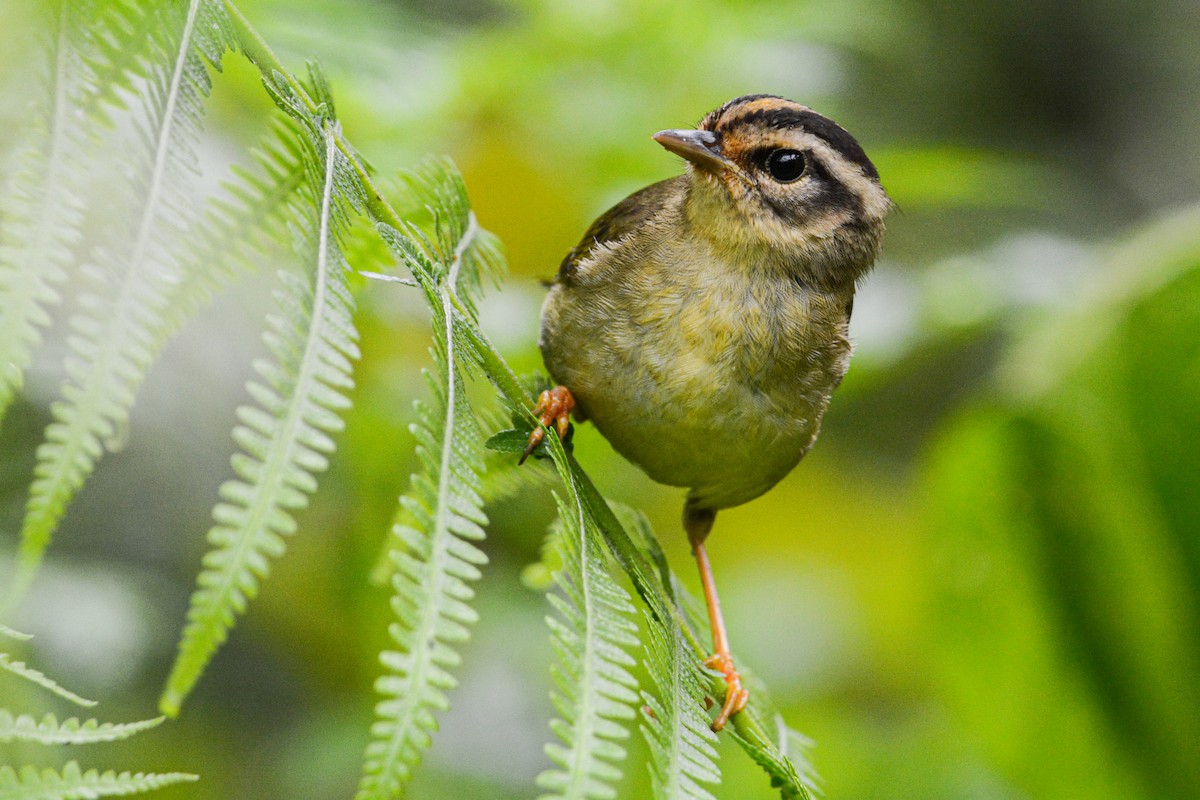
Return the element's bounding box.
[765,149,806,183]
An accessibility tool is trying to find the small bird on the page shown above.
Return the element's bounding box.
[523,94,890,731]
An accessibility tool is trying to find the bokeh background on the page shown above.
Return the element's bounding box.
[2,0,1199,797]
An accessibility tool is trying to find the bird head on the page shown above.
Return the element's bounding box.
[654,94,891,286]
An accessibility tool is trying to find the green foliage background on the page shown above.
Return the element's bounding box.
[1,0,1198,798]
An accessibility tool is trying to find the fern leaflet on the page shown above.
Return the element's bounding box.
[0,713,163,745]
[356,164,501,800]
[0,761,196,799]
[534,431,640,800]
[160,107,360,715]
[156,115,307,358]
[6,0,238,607]
[0,653,96,708]
[0,624,32,641]
[0,0,96,428]
[605,505,722,800]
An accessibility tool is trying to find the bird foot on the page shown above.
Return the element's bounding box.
[704,651,749,732]
[520,385,576,464]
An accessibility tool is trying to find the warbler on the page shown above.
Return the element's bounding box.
[522,94,890,731]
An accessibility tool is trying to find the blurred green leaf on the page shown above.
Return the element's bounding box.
[924,204,1200,800]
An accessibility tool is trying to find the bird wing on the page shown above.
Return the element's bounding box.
[556,177,682,283]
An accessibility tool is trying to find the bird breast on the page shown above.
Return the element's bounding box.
[539,234,854,511]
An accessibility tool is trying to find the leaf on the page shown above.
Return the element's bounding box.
[356,163,499,800]
[0,653,96,708]
[160,103,360,716]
[0,761,196,799]
[0,712,164,745]
[6,0,239,608]
[484,428,531,453]
[0,0,162,433]
[613,507,720,800]
[0,624,32,642]
[532,436,640,800]
[557,450,816,800]
[535,509,640,800]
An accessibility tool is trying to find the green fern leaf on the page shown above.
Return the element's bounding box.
[156,115,307,346]
[608,506,721,800]
[6,0,238,607]
[0,761,197,799]
[0,0,106,428]
[160,112,360,716]
[356,164,499,800]
[0,653,96,708]
[535,508,640,800]
[774,718,821,798]
[547,451,816,800]
[532,432,640,800]
[664,559,819,800]
[77,0,169,124]
[639,614,721,800]
[0,712,163,745]
[0,624,32,641]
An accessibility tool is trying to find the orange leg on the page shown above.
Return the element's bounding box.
[520,385,576,464]
[685,505,749,732]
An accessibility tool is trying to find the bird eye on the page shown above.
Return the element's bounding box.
[765,149,806,183]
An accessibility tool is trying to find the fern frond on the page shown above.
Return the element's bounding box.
[666,562,818,800]
[7,0,238,607]
[0,712,163,745]
[535,499,640,800]
[606,505,721,800]
[0,624,32,641]
[0,0,95,428]
[775,717,821,797]
[77,0,167,124]
[553,451,815,800]
[0,653,96,708]
[524,428,640,800]
[639,612,721,800]
[356,164,498,800]
[160,112,359,716]
[357,373,487,799]
[0,761,197,799]
[157,115,307,336]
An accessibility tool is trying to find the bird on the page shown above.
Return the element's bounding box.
[521,94,890,731]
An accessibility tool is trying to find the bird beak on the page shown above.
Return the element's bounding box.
[653,129,751,185]
[653,129,732,174]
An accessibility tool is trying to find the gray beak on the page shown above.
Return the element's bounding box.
[652,129,731,174]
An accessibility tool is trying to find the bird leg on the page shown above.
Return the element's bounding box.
[685,504,749,732]
[520,385,576,464]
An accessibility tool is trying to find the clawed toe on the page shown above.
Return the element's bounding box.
[704,652,749,732]
[520,385,576,464]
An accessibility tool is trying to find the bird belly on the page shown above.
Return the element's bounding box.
[540,268,851,511]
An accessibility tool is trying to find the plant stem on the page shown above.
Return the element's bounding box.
[223,0,404,232]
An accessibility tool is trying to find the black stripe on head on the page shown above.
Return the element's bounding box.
[758,149,865,223]
[721,104,880,182]
[699,94,784,132]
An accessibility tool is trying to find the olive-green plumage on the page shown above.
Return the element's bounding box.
[539,95,891,512]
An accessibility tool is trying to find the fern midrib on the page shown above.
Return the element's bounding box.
[663,630,689,795]
[196,123,340,629]
[0,713,163,745]
[0,0,74,401]
[128,0,201,271]
[564,476,605,798]
[366,215,479,786]
[11,0,207,596]
[24,0,76,267]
